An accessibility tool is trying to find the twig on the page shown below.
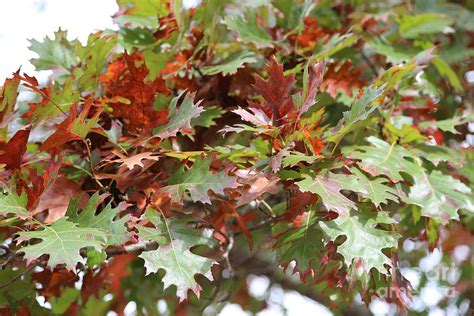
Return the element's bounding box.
[106,240,157,257]
[248,215,283,232]
[257,199,276,218]
[231,250,327,304]
[0,249,16,270]
[34,86,68,116]
[222,223,234,275]
[360,50,378,77]
[83,139,106,191]
[192,63,204,78]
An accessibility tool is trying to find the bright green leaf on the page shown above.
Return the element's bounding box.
[17,218,106,269]
[320,210,400,275]
[138,209,216,301]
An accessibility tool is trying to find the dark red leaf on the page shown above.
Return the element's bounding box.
[253,57,296,124]
[0,128,30,170]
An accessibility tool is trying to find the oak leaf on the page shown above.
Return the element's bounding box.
[138,210,216,301]
[253,57,296,124]
[0,128,30,170]
[17,218,106,269]
[320,210,400,276]
[101,52,169,134]
[161,157,237,204]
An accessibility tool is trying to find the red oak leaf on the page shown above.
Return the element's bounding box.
[0,71,20,123]
[12,72,51,120]
[299,61,326,117]
[32,269,79,299]
[19,155,61,209]
[81,254,135,303]
[0,128,30,170]
[253,57,296,124]
[285,191,318,225]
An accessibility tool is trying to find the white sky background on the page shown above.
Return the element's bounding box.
[0,0,119,82]
[0,1,466,316]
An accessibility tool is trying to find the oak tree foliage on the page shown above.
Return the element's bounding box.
[0,0,473,314]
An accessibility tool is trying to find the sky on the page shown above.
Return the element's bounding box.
[0,0,119,83]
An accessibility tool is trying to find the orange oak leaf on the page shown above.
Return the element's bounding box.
[291,16,332,50]
[101,52,169,134]
[320,61,365,98]
[111,151,160,170]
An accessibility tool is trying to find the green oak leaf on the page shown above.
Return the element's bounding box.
[202,52,257,76]
[341,168,401,207]
[66,193,131,246]
[154,91,204,138]
[17,218,106,269]
[29,29,79,71]
[383,121,427,144]
[406,170,474,224]
[143,50,172,81]
[138,210,215,301]
[419,114,472,134]
[342,86,384,123]
[273,211,325,282]
[367,37,419,63]
[296,172,356,215]
[311,33,358,61]
[161,156,237,204]
[0,74,20,116]
[224,12,274,48]
[0,189,29,218]
[0,268,36,308]
[327,86,384,144]
[120,27,156,47]
[431,57,463,93]
[413,144,464,166]
[342,136,423,182]
[191,106,224,128]
[281,151,319,168]
[320,210,400,275]
[75,33,117,91]
[416,2,474,31]
[397,13,453,39]
[30,78,80,124]
[115,0,169,28]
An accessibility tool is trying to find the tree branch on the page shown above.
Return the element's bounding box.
[231,250,327,305]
